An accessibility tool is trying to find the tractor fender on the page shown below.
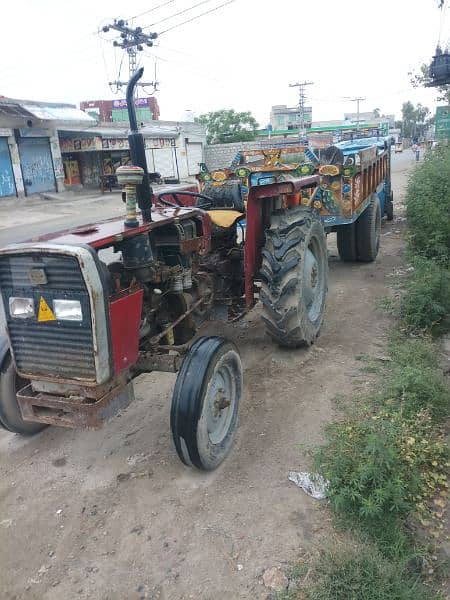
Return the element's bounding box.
[0,335,10,368]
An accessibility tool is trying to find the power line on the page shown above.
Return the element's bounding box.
[129,0,176,21]
[144,0,214,28]
[159,0,236,35]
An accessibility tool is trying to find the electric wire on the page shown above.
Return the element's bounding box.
[128,0,176,21]
[143,0,215,28]
[158,0,236,35]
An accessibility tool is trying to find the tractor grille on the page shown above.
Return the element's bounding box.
[0,253,96,381]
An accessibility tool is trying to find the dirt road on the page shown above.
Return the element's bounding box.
[0,154,415,599]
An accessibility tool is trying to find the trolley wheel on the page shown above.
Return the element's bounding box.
[386,190,394,221]
[355,194,381,262]
[170,337,242,471]
[336,223,358,261]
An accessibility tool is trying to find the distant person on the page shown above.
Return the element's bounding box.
[411,143,420,161]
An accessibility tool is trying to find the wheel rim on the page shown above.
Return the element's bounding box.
[303,235,325,323]
[204,354,238,445]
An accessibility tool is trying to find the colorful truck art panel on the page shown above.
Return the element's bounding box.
[198,141,390,227]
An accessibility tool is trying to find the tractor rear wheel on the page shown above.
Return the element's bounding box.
[170,336,242,471]
[260,207,328,348]
[0,353,47,435]
[355,194,381,262]
[336,223,357,261]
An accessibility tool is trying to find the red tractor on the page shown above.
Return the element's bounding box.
[0,70,328,470]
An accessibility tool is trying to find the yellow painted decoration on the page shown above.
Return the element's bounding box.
[314,201,322,209]
[319,164,340,176]
[38,297,56,322]
[207,210,245,228]
[211,170,227,182]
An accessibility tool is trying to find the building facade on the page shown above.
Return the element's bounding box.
[0,97,94,198]
[58,121,206,187]
[270,105,313,130]
[80,97,160,123]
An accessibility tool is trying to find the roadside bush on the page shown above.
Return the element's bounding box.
[314,337,449,553]
[307,544,440,600]
[406,144,450,261]
[399,257,450,333]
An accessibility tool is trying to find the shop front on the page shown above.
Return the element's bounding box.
[0,134,16,197]
[17,129,57,195]
[59,130,182,188]
[59,135,103,187]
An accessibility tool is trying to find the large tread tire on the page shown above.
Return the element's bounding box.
[171,336,242,471]
[0,353,47,435]
[336,223,357,261]
[386,190,394,221]
[260,207,328,348]
[355,194,381,262]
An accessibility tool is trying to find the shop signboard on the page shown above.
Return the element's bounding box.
[102,138,129,150]
[59,136,102,152]
[112,98,150,108]
[435,105,450,140]
[145,138,176,149]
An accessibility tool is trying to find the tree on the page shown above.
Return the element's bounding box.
[401,101,431,140]
[372,108,381,118]
[409,62,450,104]
[196,109,259,144]
[401,101,416,138]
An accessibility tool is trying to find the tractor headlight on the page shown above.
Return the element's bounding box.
[9,297,35,319]
[53,299,83,322]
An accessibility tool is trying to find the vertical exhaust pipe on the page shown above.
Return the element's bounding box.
[126,67,152,222]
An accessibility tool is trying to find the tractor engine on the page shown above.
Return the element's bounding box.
[107,217,204,346]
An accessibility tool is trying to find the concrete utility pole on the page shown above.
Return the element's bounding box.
[102,20,158,96]
[289,81,313,138]
[346,96,366,130]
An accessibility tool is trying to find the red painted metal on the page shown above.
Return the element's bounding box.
[32,206,208,250]
[109,287,143,374]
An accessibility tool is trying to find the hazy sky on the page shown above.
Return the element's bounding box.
[0,0,448,125]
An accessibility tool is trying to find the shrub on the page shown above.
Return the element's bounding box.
[406,144,450,261]
[399,258,450,333]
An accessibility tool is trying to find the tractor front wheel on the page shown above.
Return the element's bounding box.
[0,353,47,435]
[260,207,328,348]
[170,337,242,471]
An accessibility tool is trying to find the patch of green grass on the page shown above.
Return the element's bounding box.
[289,562,309,581]
[399,257,450,334]
[306,544,441,600]
[383,335,450,420]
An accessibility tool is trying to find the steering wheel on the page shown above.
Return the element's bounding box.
[157,191,214,210]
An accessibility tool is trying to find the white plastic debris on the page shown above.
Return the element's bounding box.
[288,471,329,499]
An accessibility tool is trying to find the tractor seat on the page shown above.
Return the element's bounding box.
[207,209,244,228]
